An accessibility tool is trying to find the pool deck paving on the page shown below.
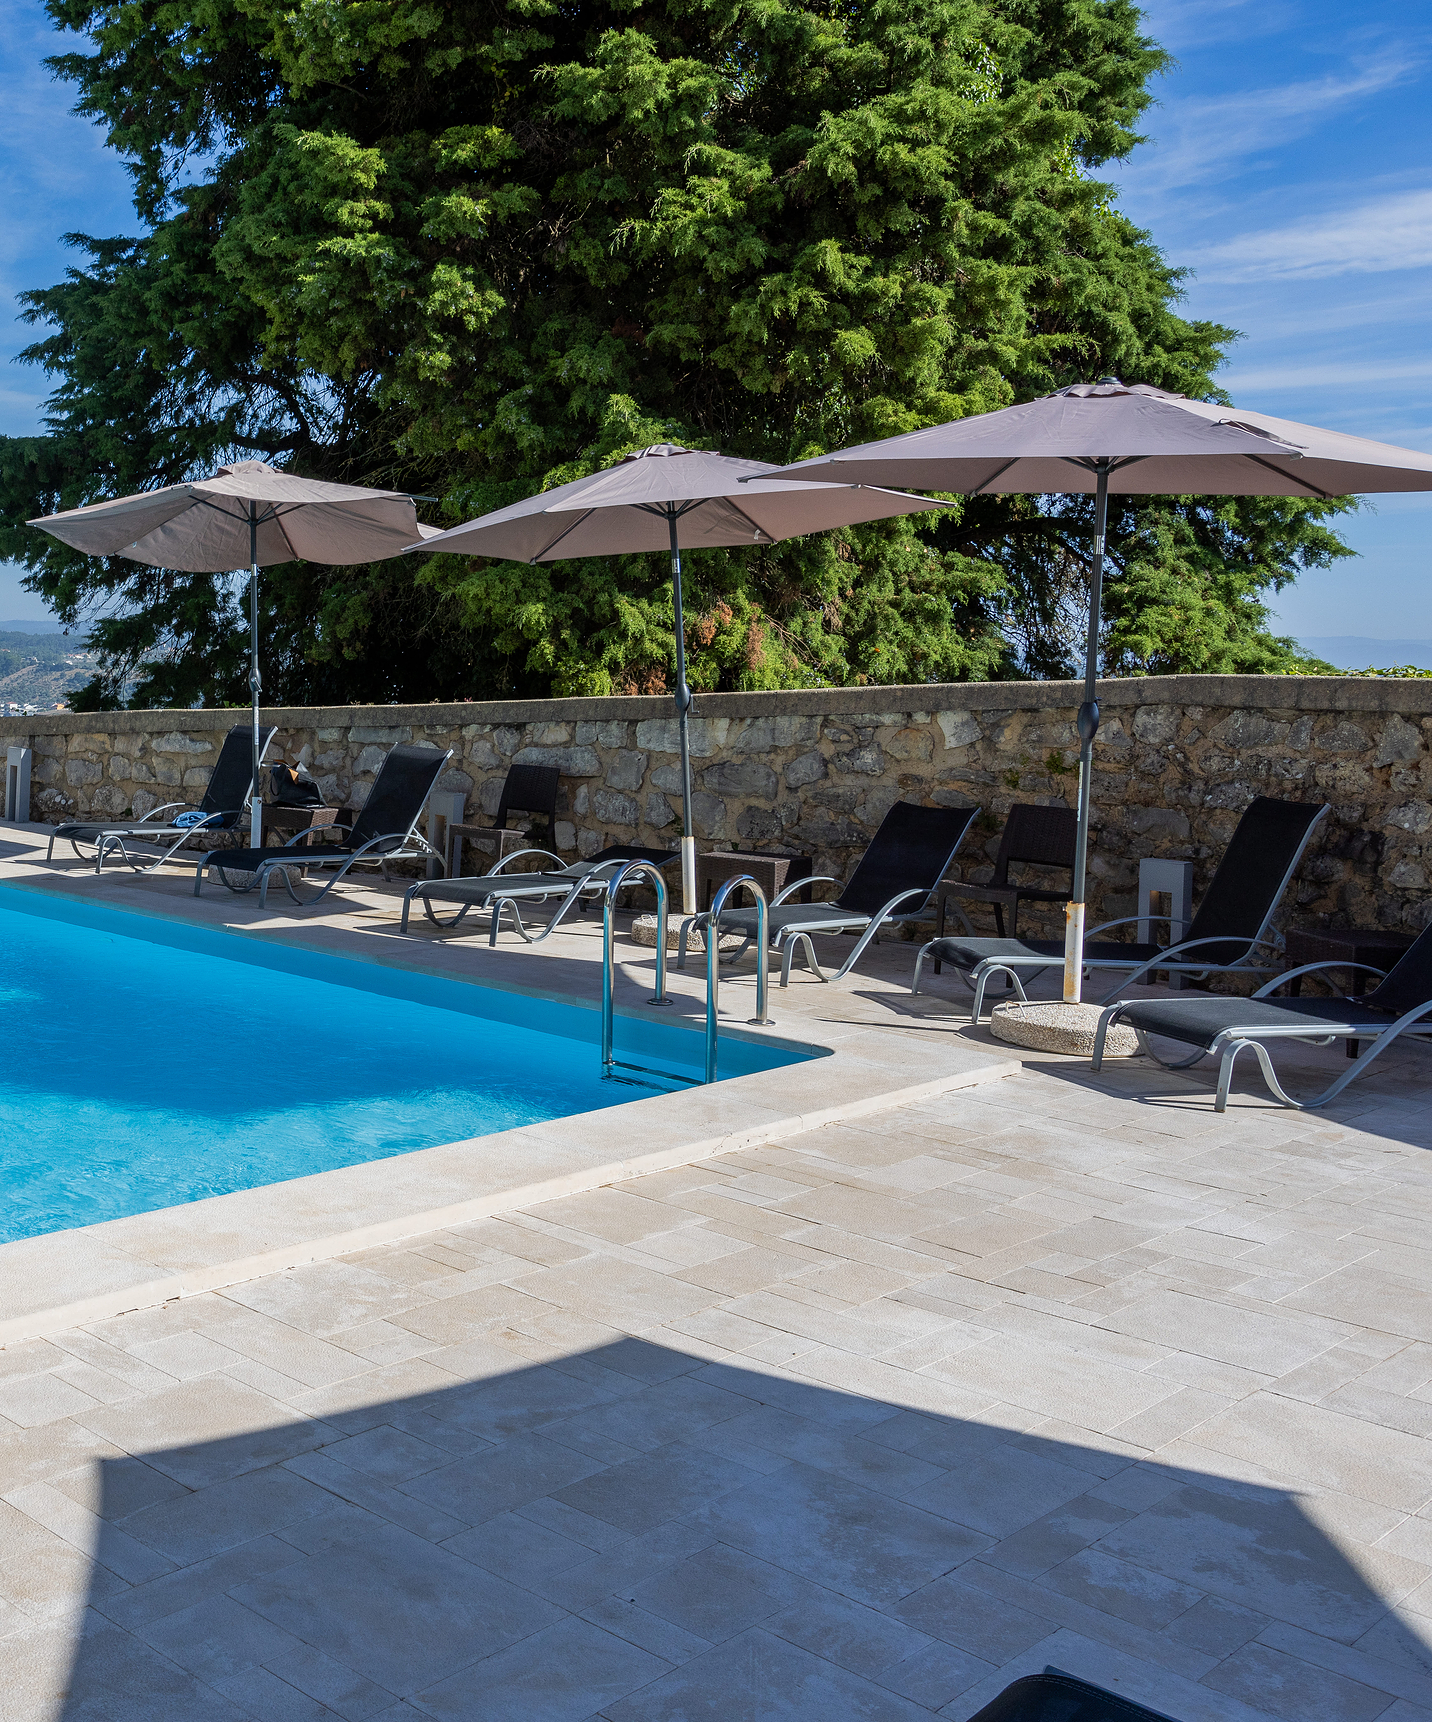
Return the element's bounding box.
[2,825,1432,1718]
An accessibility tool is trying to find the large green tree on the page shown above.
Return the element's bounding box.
[1,0,1350,709]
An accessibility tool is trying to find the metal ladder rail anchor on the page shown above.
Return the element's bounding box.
[600,859,691,1088]
[704,874,771,1084]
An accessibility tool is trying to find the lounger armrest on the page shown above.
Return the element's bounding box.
[138,802,187,824]
[1085,913,1170,940]
[1253,961,1389,999]
[773,874,839,905]
[870,887,930,921]
[490,847,566,874]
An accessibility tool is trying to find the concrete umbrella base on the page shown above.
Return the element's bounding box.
[630,912,743,955]
[989,1000,1139,1057]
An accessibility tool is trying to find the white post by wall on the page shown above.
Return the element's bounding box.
[4,747,32,823]
[426,790,467,879]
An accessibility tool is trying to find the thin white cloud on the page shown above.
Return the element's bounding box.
[1221,358,1432,391]
[1119,59,1412,193]
[1185,190,1432,282]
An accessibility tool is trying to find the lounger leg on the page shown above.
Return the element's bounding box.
[912,941,933,996]
[1214,1038,1245,1111]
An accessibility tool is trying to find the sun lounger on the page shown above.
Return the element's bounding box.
[1091,923,1432,1110]
[912,797,1329,1019]
[400,845,680,940]
[193,742,451,906]
[47,724,276,873]
[678,801,980,986]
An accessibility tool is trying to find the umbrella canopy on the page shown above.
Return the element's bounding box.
[411,443,944,910]
[761,381,1432,1002]
[30,460,436,846]
[759,380,1432,497]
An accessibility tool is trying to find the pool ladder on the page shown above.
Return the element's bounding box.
[600,861,770,1087]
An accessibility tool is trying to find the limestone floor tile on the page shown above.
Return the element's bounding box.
[130,1329,250,1381]
[922,1334,1176,1435]
[232,1518,566,1697]
[603,1623,933,1722]
[764,1587,931,1678]
[630,1542,821,1642]
[415,1612,671,1721]
[397,1431,609,1525]
[1036,1546,1202,1633]
[552,1441,764,1536]
[1097,1481,1417,1641]
[1096,1286,1353,1375]
[877,1636,996,1709]
[509,1255,722,1330]
[48,1606,252,1722]
[218,1261,432,1337]
[1200,1638,1396,1722]
[77,1378,331,1488]
[689,1460,988,1610]
[670,1246,817,1298]
[413,1359,635,1442]
[539,1374,758,1456]
[119,1462,338,1564]
[319,1424,456,1484]
[1191,1393,1432,1513]
[0,1368,104,1429]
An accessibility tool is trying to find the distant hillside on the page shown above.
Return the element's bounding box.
[0,629,99,710]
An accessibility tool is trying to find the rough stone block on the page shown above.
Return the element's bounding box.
[529,722,573,745]
[732,715,819,752]
[348,727,408,744]
[593,788,639,827]
[554,820,577,851]
[690,790,727,838]
[437,769,473,796]
[886,727,933,762]
[784,750,827,789]
[353,745,387,776]
[605,750,648,792]
[512,745,602,776]
[493,726,521,755]
[936,710,981,751]
[635,717,729,755]
[645,792,676,829]
[182,767,210,788]
[832,744,883,776]
[702,758,777,798]
[1389,801,1432,835]
[1376,714,1424,767]
[1132,705,1179,745]
[736,806,783,843]
[1124,805,1191,841]
[64,759,102,787]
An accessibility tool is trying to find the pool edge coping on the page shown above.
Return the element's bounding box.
[0,1057,1014,1347]
[0,870,1018,1346]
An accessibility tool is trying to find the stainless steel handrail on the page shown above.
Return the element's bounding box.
[704,873,770,1083]
[600,859,681,1086]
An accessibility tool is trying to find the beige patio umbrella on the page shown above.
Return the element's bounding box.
[408,443,943,912]
[30,461,438,847]
[762,380,1432,1000]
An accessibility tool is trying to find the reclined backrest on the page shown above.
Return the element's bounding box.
[1184,797,1328,965]
[836,802,979,916]
[1365,923,1432,1017]
[198,725,277,826]
[993,802,1077,887]
[493,763,560,830]
[348,745,450,851]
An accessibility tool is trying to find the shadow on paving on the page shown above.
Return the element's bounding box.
[53,1339,1432,1721]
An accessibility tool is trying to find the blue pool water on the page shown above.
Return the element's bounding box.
[0,889,811,1243]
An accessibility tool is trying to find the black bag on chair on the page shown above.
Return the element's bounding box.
[270,764,324,808]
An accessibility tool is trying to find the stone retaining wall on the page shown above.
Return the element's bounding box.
[5,675,1430,935]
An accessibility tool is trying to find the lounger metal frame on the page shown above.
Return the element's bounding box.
[401,849,661,943]
[676,875,935,986]
[192,748,451,907]
[48,727,277,874]
[1092,960,1432,1111]
[912,803,1330,1020]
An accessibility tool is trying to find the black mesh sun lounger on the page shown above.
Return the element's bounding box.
[967,1664,1184,1722]
[1093,922,1432,1111]
[401,845,680,941]
[912,796,1329,1020]
[679,801,979,987]
[47,724,276,873]
[193,742,451,907]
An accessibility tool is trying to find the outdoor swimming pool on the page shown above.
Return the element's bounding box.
[0,889,811,1244]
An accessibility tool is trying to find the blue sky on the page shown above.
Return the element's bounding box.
[1,0,1428,651]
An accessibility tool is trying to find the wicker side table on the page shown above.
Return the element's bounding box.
[696,849,813,910]
[1285,927,1415,1058]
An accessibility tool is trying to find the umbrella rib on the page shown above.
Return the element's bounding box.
[1241,454,1336,499]
[528,509,596,562]
[969,460,1020,495]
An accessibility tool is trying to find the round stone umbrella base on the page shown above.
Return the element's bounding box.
[630,912,742,955]
[989,1000,1139,1057]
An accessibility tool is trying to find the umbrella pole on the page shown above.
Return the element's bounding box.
[667,506,697,915]
[1064,461,1109,1005]
[248,504,262,851]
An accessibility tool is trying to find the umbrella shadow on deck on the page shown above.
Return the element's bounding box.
[51,1338,1432,1721]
